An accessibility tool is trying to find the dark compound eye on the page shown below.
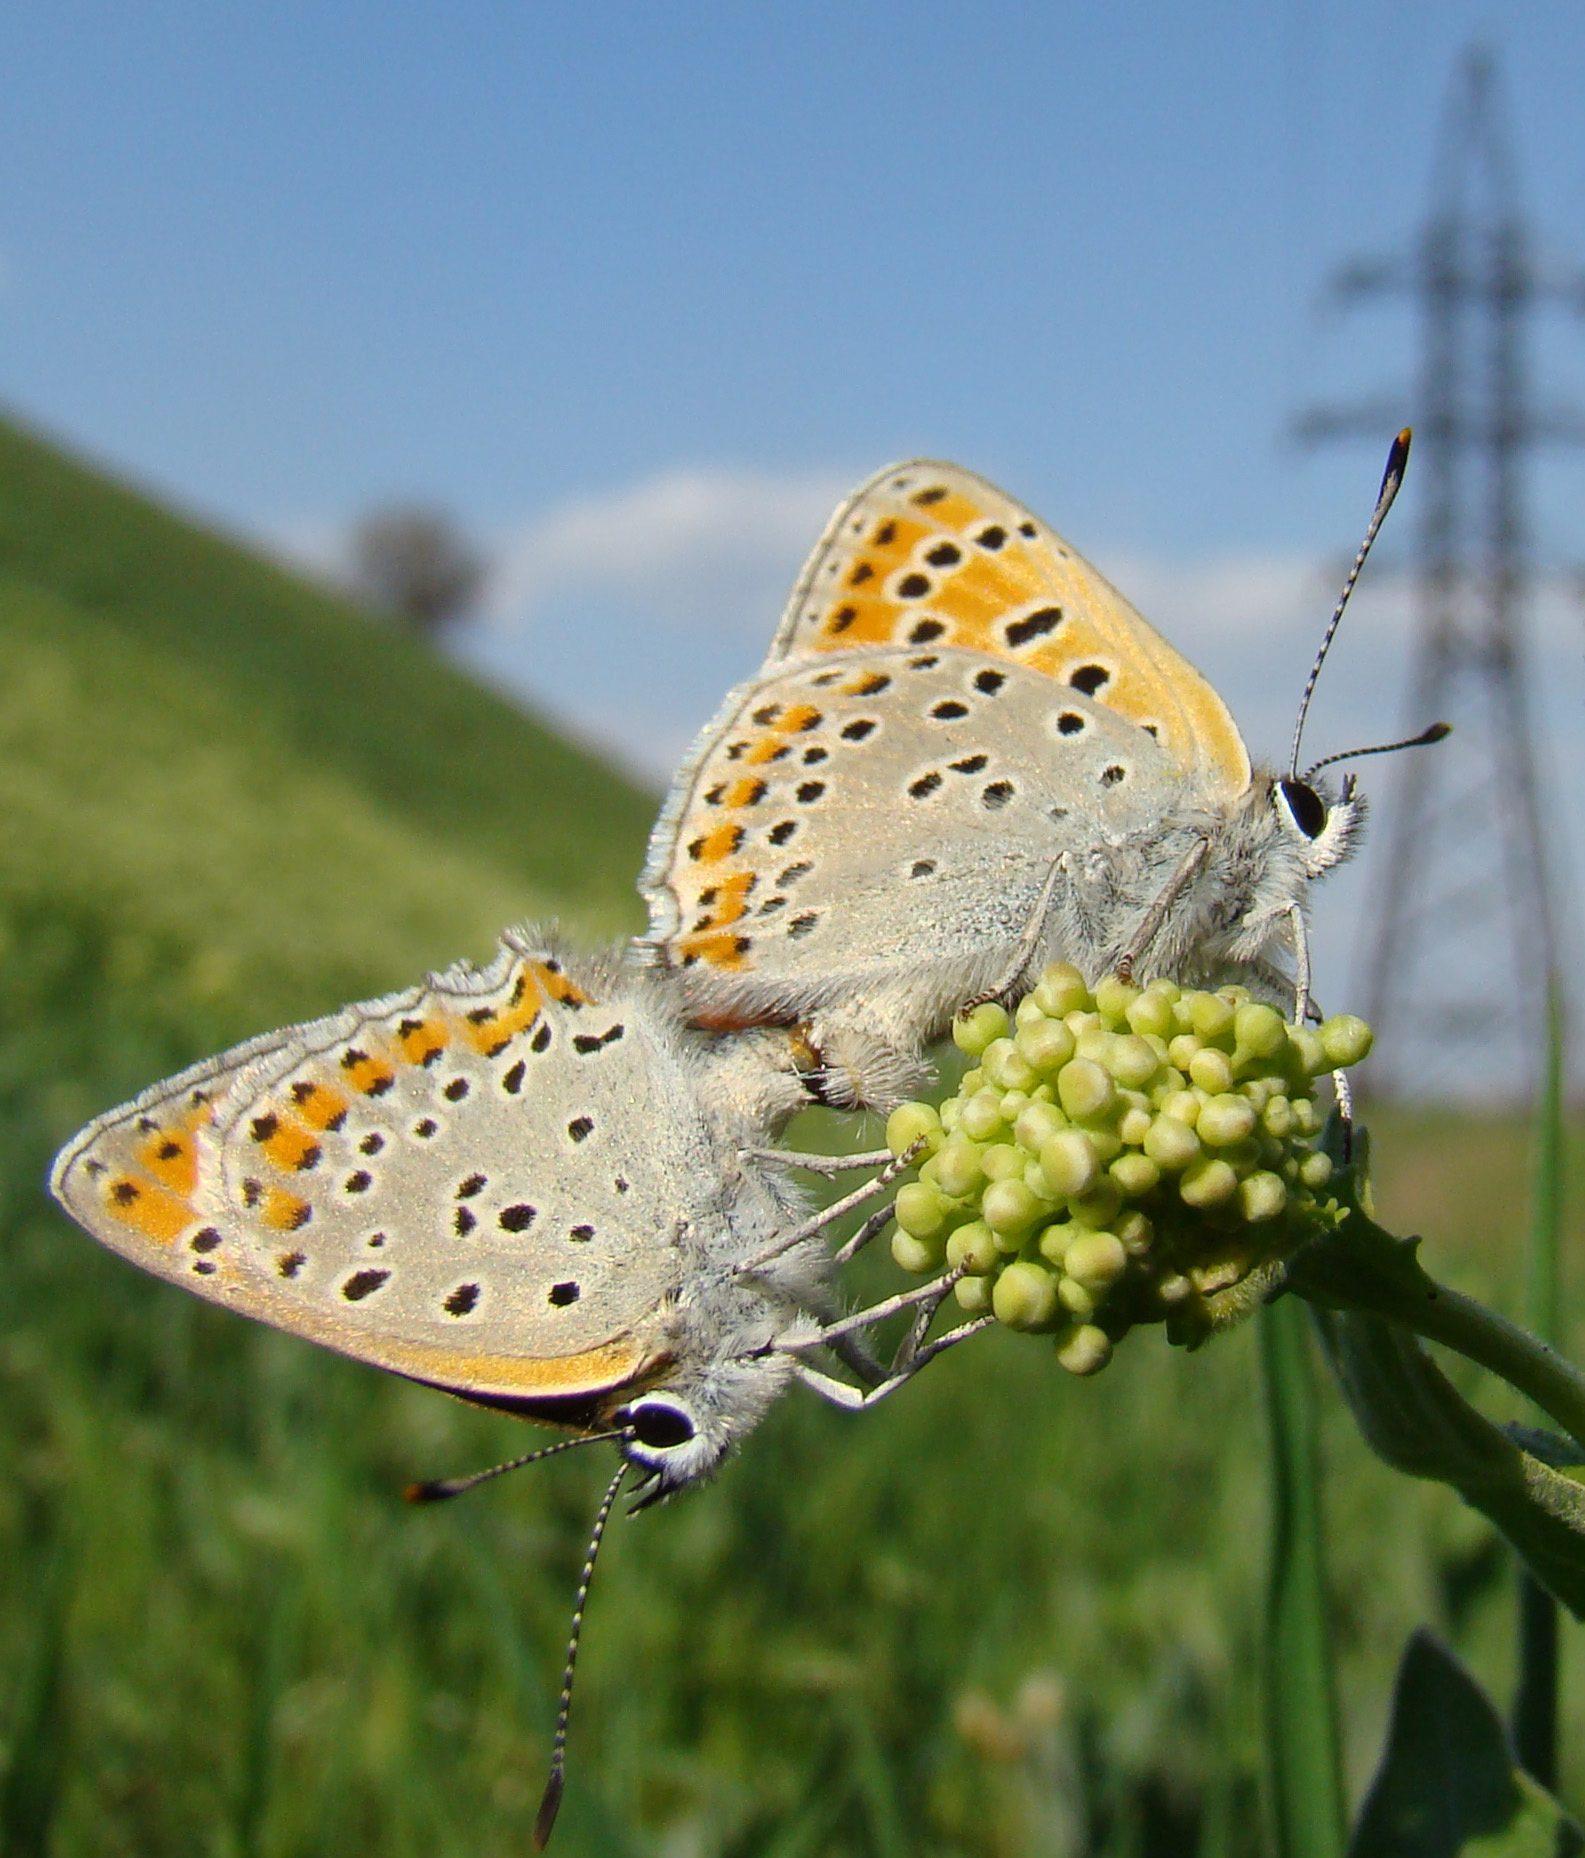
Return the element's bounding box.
[624,1400,697,1450]
[1277,778,1327,840]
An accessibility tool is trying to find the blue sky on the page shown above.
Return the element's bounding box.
[3,1,1585,1018]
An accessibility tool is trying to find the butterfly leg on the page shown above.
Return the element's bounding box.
[741,1147,893,1176]
[1286,901,1315,1024]
[1115,837,1210,982]
[788,1318,994,1411]
[956,856,1068,1012]
[796,1268,968,1351]
[831,1200,897,1267]
[732,1142,924,1277]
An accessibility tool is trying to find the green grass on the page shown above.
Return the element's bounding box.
[0,409,1578,1853]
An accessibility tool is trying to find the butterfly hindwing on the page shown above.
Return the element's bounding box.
[51,936,712,1405]
[642,647,1188,996]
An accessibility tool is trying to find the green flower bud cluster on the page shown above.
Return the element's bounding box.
[884,964,1372,1375]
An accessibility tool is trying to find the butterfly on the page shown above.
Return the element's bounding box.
[50,929,959,1508]
[639,458,1372,1109]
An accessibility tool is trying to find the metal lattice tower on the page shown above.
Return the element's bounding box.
[1293,48,1585,1098]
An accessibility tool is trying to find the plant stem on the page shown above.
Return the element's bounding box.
[1289,1233,1585,1450]
[1259,1295,1346,1858]
[1514,974,1566,1788]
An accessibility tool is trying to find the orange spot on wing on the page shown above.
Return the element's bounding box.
[292,1081,352,1130]
[342,1054,396,1097]
[399,1018,450,1064]
[909,488,982,530]
[137,1128,198,1197]
[538,967,589,1006]
[263,1187,312,1232]
[694,822,744,864]
[452,962,556,1054]
[703,871,755,928]
[261,1118,323,1173]
[865,514,930,560]
[675,929,750,971]
[103,1175,195,1247]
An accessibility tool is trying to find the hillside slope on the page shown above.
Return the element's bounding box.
[0,410,655,1034]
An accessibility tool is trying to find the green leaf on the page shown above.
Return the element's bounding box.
[1312,1309,1585,1619]
[1349,1629,1582,1858]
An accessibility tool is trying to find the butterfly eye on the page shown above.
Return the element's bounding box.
[621,1398,697,1451]
[1276,778,1327,841]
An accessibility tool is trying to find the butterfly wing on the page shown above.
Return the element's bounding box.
[643,460,1247,1011]
[51,935,714,1407]
[640,646,1189,1008]
[766,459,1250,798]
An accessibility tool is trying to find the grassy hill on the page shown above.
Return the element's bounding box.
[0,411,1578,1856]
[0,411,655,1035]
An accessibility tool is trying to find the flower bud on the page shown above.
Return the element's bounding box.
[1014,1099,1068,1153]
[1015,1016,1077,1074]
[954,1274,994,1313]
[1038,1129,1101,1199]
[1319,1014,1373,1068]
[1179,1157,1239,1207]
[980,1143,1025,1182]
[1143,1114,1200,1171]
[1188,992,1236,1041]
[890,1231,942,1273]
[1055,1324,1113,1375]
[1197,1094,1257,1148]
[931,1138,985,1199]
[946,1220,1001,1274]
[1125,991,1175,1039]
[958,1088,1006,1142]
[1094,976,1140,1024]
[1188,1047,1236,1095]
[1110,1151,1160,1197]
[953,1001,1010,1056]
[1108,1034,1161,1090]
[895,1182,949,1239]
[1064,1230,1128,1290]
[983,1178,1042,1236]
[886,1101,941,1159]
[1299,1151,1333,1190]
[982,1038,1037,1092]
[1057,1057,1115,1121]
[1032,962,1090,1017]
[993,1261,1060,1330]
[1238,1171,1288,1223]
[1057,1275,1096,1318]
[1232,1002,1287,1068]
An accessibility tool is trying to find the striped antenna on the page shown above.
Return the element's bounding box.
[405,1429,628,1504]
[534,1463,627,1848]
[1288,428,1412,780]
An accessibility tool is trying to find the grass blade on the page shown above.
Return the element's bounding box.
[1260,1295,1346,1858]
[1514,976,1567,1786]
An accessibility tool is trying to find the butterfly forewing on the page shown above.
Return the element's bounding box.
[52,939,702,1404]
[770,460,1250,799]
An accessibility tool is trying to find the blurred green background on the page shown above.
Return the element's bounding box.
[0,415,1577,1856]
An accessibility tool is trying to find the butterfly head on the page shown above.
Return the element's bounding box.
[612,1343,797,1507]
[1272,769,1364,879]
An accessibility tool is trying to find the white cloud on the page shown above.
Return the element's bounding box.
[483,465,851,640]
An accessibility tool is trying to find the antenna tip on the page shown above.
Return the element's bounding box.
[1396,426,1413,450]
[404,1478,459,1504]
[534,1768,565,1849]
[1424,720,1452,743]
